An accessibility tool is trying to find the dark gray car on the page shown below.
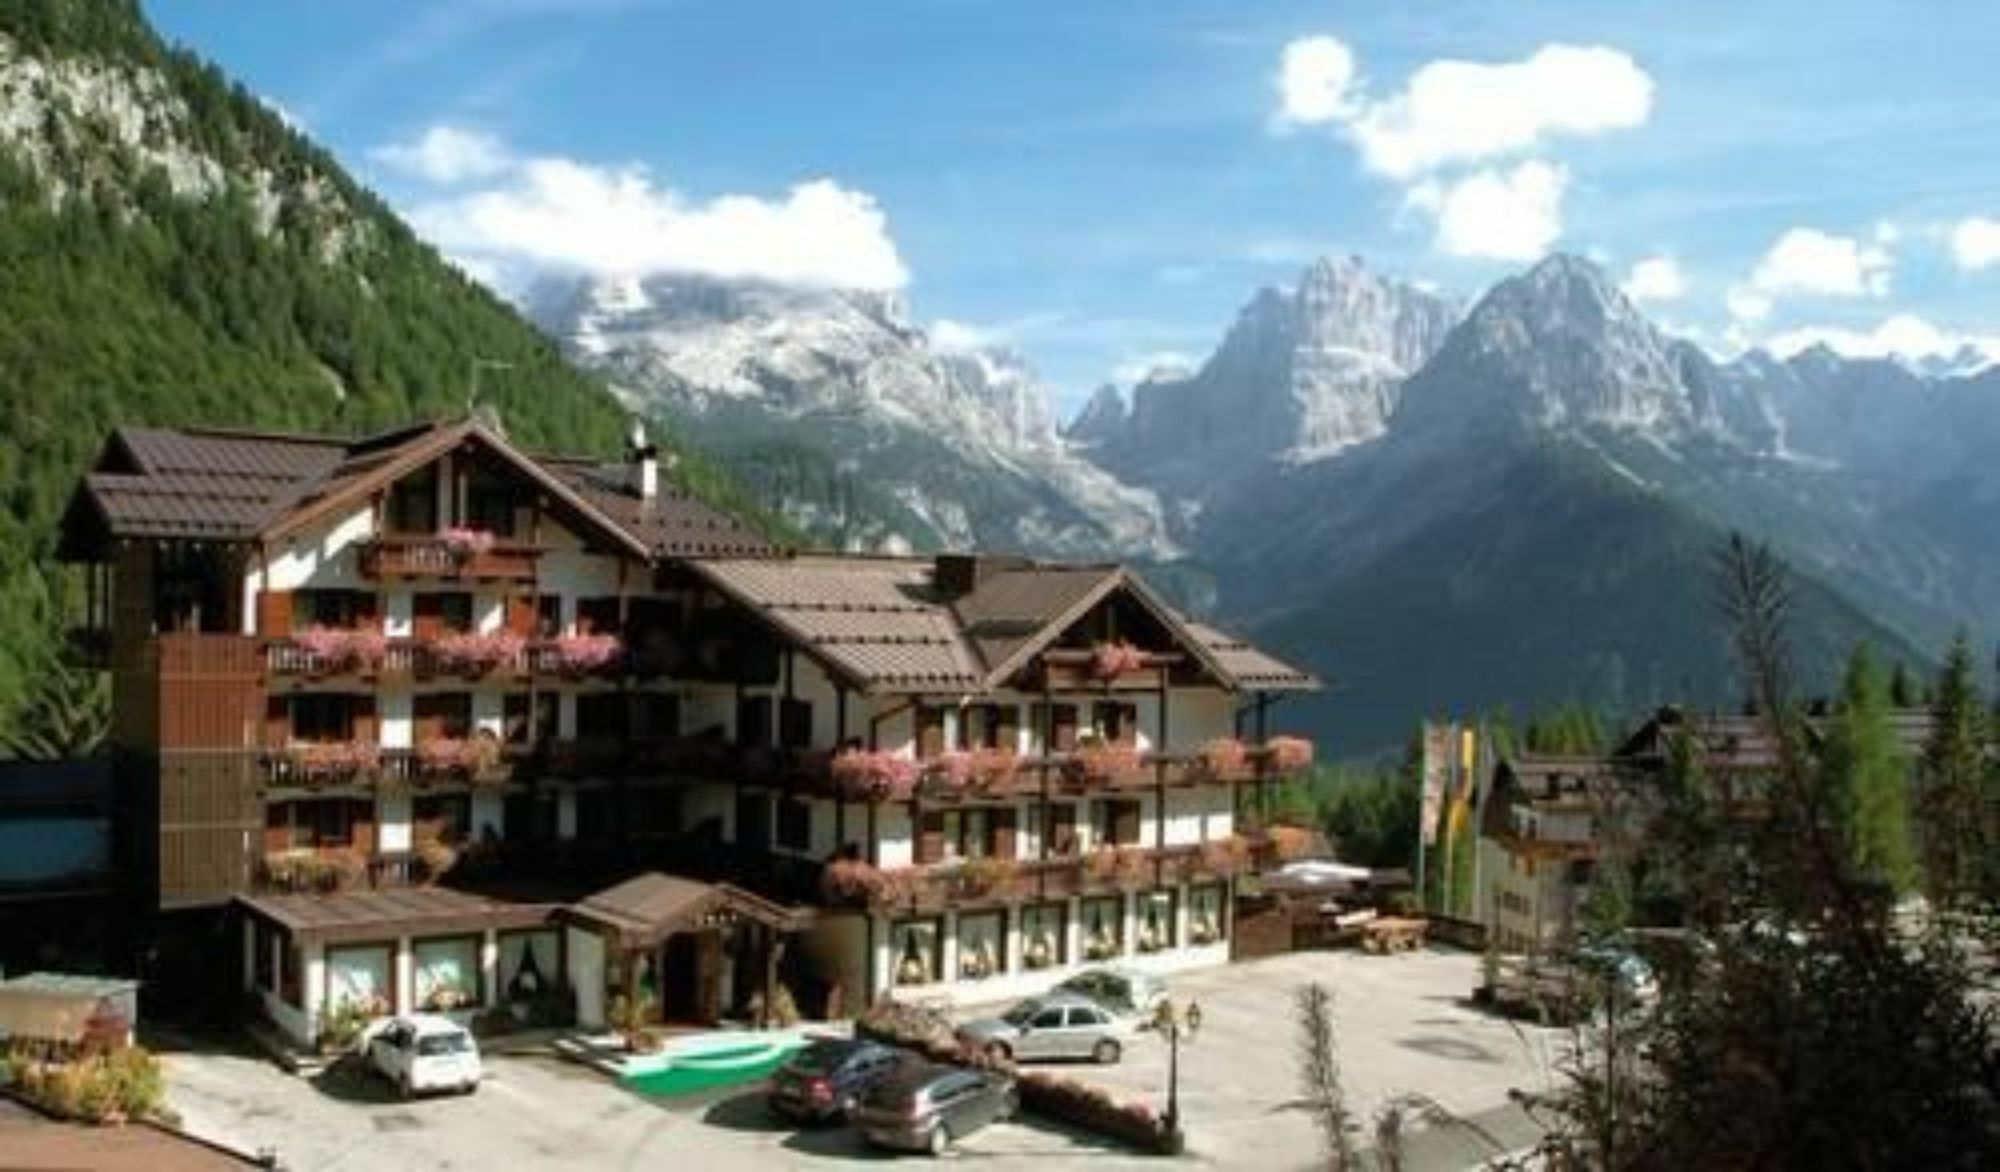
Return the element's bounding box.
[852,1063,1018,1156]
[768,1038,911,1122]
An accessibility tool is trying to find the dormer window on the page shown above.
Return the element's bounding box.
[386,467,439,534]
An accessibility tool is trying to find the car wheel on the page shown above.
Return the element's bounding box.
[1093,1038,1121,1065]
[927,1125,950,1157]
[985,1040,1011,1063]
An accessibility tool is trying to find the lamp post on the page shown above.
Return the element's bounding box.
[1152,997,1203,1149]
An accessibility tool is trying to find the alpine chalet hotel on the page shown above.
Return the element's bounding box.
[57,417,1316,1046]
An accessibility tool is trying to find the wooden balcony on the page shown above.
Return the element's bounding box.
[358,534,542,582]
[265,635,627,683]
[835,842,1243,912]
[258,743,522,791]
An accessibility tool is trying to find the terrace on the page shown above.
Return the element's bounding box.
[356,530,542,582]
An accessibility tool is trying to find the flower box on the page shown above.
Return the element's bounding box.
[438,526,497,566]
[548,632,623,677]
[1063,742,1142,786]
[820,858,914,907]
[1089,641,1147,681]
[829,750,919,802]
[416,735,504,780]
[1265,735,1315,773]
[288,741,382,785]
[291,625,389,674]
[430,631,525,677]
[1197,736,1248,777]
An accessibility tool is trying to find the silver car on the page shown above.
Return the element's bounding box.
[957,993,1129,1064]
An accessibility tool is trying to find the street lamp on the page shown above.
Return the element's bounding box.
[1152,997,1203,1147]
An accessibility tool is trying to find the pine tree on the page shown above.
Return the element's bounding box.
[1920,634,1987,903]
[1824,645,1917,896]
[0,649,107,760]
[1888,661,1922,708]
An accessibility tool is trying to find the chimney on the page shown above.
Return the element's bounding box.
[933,552,1033,599]
[627,418,658,500]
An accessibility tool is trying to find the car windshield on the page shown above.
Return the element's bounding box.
[415,1032,471,1057]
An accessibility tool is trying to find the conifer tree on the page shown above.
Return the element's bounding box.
[1825,645,1917,896]
[1920,634,1987,903]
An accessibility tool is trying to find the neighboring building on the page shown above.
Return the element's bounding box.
[0,759,130,977]
[1475,706,1941,953]
[56,418,1316,1044]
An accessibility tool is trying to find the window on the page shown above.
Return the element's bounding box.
[891,918,942,986]
[1021,903,1067,970]
[1029,1007,1066,1030]
[963,704,1014,751]
[301,588,378,629]
[1136,889,1178,953]
[326,944,394,1014]
[1092,798,1143,847]
[279,942,301,1007]
[414,794,470,844]
[778,698,812,749]
[254,920,276,990]
[413,936,482,1011]
[1081,895,1124,960]
[1092,701,1139,745]
[736,695,771,748]
[288,694,355,743]
[957,911,1004,980]
[499,930,559,1004]
[536,596,562,637]
[1030,703,1080,752]
[414,692,472,741]
[577,596,622,636]
[942,808,992,860]
[386,467,438,534]
[1189,885,1226,945]
[576,692,628,741]
[504,693,559,745]
[273,798,367,849]
[775,797,812,852]
[1067,1006,1106,1027]
[465,480,517,537]
[413,591,474,636]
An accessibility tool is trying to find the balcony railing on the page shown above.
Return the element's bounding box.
[259,742,522,790]
[265,633,627,682]
[358,533,542,581]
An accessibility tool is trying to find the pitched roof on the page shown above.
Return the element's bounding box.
[60,418,750,560]
[952,564,1121,680]
[570,872,811,946]
[1181,620,1319,692]
[542,458,774,557]
[688,555,984,693]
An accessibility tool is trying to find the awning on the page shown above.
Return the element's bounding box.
[567,872,814,950]
[236,887,562,948]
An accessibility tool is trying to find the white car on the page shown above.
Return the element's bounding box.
[362,1014,483,1098]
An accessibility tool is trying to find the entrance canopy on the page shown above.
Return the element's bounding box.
[237,887,562,948]
[567,873,812,950]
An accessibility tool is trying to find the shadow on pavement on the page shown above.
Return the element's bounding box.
[308,1055,407,1104]
[1396,1035,1500,1063]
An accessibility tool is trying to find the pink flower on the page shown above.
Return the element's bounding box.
[551,632,623,674]
[1266,735,1315,772]
[438,527,497,557]
[829,750,919,801]
[1090,641,1147,680]
[1198,737,1247,776]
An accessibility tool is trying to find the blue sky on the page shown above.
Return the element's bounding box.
[148,0,2000,413]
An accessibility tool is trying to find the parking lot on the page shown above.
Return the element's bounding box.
[160,949,1557,1171]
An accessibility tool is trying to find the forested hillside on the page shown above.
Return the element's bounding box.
[0,0,763,738]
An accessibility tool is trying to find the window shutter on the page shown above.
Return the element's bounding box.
[992,807,1018,860]
[918,706,945,758]
[1052,704,1079,752]
[917,809,946,864]
[413,594,443,641]
[506,596,536,636]
[264,696,290,747]
[257,590,293,636]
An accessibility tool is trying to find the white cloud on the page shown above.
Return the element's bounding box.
[929,319,997,353]
[1112,351,1195,384]
[1747,227,1892,297]
[1275,36,1358,127]
[1277,38,1654,180]
[401,140,909,291]
[1763,313,2000,365]
[1949,216,2000,271]
[1406,161,1567,261]
[1623,254,1686,302]
[371,125,514,185]
[1726,286,1773,324]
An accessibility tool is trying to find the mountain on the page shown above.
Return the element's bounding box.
[1072,255,1457,513]
[529,271,1178,558]
[1153,254,1955,754]
[0,0,761,735]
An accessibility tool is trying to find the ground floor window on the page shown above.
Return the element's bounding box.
[280,942,302,1007]
[1136,889,1178,953]
[414,935,482,1012]
[1189,884,1227,945]
[499,929,560,1004]
[957,911,1005,980]
[253,919,276,991]
[1081,895,1124,961]
[891,917,942,986]
[1021,903,1067,970]
[775,795,811,852]
[326,943,394,1015]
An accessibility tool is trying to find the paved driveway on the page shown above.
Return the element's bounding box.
[159,949,1557,1171]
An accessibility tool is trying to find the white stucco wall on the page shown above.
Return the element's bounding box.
[378,794,413,853]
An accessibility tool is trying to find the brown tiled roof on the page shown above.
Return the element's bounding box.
[689,556,983,693]
[543,459,775,557]
[1182,620,1319,691]
[952,564,1120,679]
[570,873,810,946]
[236,887,560,946]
